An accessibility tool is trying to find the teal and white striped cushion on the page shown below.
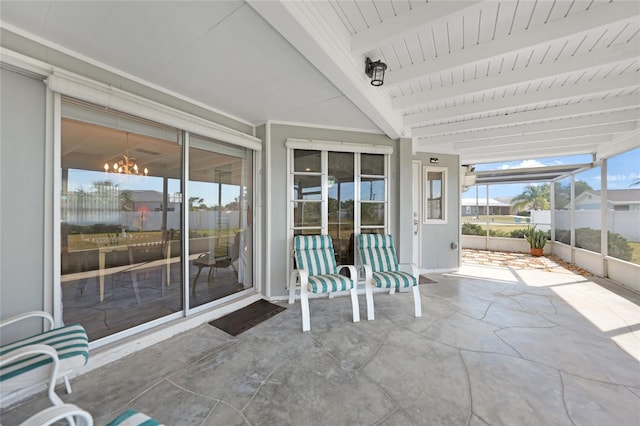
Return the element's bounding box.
[0,324,89,390]
[294,235,338,276]
[358,234,399,272]
[372,271,417,289]
[106,409,164,426]
[308,274,353,293]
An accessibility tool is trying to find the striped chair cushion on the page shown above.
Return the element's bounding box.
[308,274,353,293]
[106,409,164,426]
[0,324,89,390]
[358,234,399,272]
[294,235,338,276]
[372,271,417,289]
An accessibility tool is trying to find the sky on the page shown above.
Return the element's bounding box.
[67,169,242,207]
[464,148,640,199]
[69,147,639,205]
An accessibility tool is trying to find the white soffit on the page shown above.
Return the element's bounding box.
[1,0,639,163]
[255,0,640,162]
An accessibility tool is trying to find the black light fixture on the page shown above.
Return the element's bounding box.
[365,57,387,86]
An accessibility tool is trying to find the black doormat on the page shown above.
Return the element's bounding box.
[419,275,437,284]
[209,299,286,336]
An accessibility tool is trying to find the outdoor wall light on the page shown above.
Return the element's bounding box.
[365,57,387,86]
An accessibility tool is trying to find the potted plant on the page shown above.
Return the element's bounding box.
[525,226,547,256]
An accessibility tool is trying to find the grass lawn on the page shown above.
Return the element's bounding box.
[629,241,640,264]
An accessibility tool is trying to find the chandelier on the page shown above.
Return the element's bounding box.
[103,132,149,176]
[104,155,149,176]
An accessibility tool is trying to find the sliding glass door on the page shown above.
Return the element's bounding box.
[59,99,254,342]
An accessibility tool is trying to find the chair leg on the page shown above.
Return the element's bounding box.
[130,272,142,304]
[288,270,298,304]
[63,374,72,394]
[412,285,422,317]
[192,265,203,295]
[350,287,360,323]
[365,283,375,321]
[301,285,311,331]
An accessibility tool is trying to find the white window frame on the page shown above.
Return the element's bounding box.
[423,166,448,224]
[285,138,392,278]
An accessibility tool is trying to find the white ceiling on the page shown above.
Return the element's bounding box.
[1,1,639,165]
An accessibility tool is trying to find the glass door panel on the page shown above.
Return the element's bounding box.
[188,138,253,309]
[328,152,354,265]
[61,116,182,342]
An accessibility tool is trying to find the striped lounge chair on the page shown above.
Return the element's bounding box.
[17,406,163,426]
[357,234,422,321]
[2,345,161,426]
[293,235,360,331]
[0,311,89,401]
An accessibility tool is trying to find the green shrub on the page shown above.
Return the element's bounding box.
[489,229,509,237]
[462,223,484,236]
[607,232,633,261]
[68,223,121,234]
[555,229,571,244]
[510,229,528,239]
[555,228,632,261]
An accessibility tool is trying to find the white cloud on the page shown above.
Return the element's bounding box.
[499,159,546,170]
[607,172,640,182]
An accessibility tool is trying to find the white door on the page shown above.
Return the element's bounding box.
[412,161,422,267]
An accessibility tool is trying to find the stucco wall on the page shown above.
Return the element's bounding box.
[1,69,47,344]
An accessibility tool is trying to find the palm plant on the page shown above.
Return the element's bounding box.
[511,184,550,213]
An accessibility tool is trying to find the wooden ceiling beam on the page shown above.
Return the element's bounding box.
[411,94,640,136]
[384,1,639,87]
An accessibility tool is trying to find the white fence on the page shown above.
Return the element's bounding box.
[555,210,640,241]
[66,211,241,232]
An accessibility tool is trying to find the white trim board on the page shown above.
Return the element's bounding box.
[285,138,393,154]
[47,71,262,151]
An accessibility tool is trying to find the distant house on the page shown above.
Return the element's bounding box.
[575,189,640,211]
[130,190,181,213]
[461,198,511,216]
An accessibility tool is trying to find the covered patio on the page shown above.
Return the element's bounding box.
[1,1,639,422]
[3,250,638,425]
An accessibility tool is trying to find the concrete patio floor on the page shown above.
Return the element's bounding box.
[3,253,639,425]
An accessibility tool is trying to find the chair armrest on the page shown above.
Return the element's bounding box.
[398,263,419,279]
[336,265,358,282]
[20,403,93,426]
[0,311,54,331]
[0,344,63,406]
[361,264,373,285]
[297,269,309,285]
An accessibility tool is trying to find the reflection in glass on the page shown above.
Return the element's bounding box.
[60,117,182,341]
[294,150,321,173]
[293,201,322,228]
[361,203,385,226]
[426,171,444,220]
[293,175,321,200]
[188,139,253,309]
[328,152,354,264]
[360,177,385,201]
[361,154,384,175]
